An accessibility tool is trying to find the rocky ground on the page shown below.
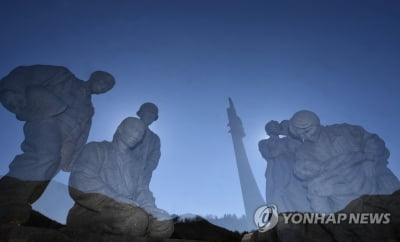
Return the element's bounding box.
[1,190,399,242]
[0,210,244,242]
[243,190,400,242]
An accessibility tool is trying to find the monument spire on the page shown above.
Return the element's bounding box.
[227,98,265,229]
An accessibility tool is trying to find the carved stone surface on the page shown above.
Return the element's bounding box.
[259,110,400,213]
[0,65,115,224]
[0,65,115,174]
[68,116,174,238]
[259,120,309,212]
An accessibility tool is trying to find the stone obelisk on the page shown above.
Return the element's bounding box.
[227,98,265,229]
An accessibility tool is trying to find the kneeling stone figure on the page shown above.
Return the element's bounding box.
[67,117,173,238]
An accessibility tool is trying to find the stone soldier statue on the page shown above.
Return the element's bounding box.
[288,110,400,213]
[0,65,115,224]
[67,117,173,238]
[132,102,161,213]
[259,120,309,212]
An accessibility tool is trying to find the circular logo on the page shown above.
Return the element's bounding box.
[254,204,279,232]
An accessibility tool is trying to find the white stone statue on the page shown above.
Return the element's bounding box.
[287,110,400,213]
[131,102,161,214]
[67,117,173,238]
[0,65,114,224]
[259,120,310,212]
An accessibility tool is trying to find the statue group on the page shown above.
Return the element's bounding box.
[0,65,173,238]
[0,65,399,238]
[259,110,400,213]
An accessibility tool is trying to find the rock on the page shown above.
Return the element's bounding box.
[243,189,400,242]
[0,210,244,242]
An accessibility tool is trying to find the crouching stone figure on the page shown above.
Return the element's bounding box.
[0,65,114,224]
[67,117,174,238]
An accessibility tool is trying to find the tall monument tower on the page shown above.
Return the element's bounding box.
[227,98,265,229]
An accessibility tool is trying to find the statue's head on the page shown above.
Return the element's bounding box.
[88,71,115,94]
[265,120,280,137]
[289,110,321,142]
[137,102,158,126]
[113,117,146,148]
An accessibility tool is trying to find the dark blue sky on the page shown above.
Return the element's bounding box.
[1,0,399,219]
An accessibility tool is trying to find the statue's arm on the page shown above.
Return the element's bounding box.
[362,132,390,162]
[144,135,161,184]
[259,139,282,160]
[343,125,389,163]
[324,125,389,177]
[258,140,270,160]
[360,129,390,177]
[136,136,161,208]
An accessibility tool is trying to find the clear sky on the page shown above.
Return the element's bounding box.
[1,0,399,219]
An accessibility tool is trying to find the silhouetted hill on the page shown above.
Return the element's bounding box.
[205,214,249,232]
[172,216,245,242]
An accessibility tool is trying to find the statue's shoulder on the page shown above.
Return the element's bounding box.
[146,129,160,142]
[1,64,77,91]
[325,123,366,137]
[5,65,70,75]
[82,141,111,156]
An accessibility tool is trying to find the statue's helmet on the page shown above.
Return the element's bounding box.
[137,102,159,121]
[289,110,320,141]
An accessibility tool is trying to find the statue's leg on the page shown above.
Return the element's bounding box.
[66,203,105,231]
[0,118,61,224]
[123,206,150,236]
[8,118,62,181]
[67,202,150,237]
